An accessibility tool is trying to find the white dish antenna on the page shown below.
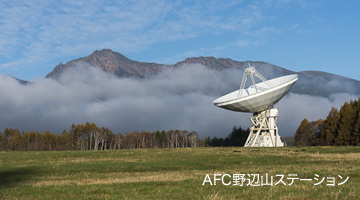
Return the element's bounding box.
[213,63,298,147]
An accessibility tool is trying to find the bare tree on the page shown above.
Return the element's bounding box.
[114,133,124,149]
[188,131,199,147]
[93,128,103,150]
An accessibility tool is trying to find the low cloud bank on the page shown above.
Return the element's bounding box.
[0,63,357,138]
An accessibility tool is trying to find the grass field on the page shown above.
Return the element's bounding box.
[0,146,359,199]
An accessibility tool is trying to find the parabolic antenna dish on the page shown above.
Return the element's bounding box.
[213,74,298,113]
[213,64,298,147]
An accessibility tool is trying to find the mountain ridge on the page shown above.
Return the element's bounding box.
[39,48,360,97]
[46,49,298,78]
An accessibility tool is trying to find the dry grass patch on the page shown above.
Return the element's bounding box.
[34,171,195,186]
[307,153,360,161]
[33,170,228,186]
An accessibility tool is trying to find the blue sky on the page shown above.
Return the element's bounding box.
[1,0,359,81]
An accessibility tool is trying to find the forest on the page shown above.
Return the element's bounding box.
[1,97,359,151]
[295,97,360,146]
[203,126,249,147]
[0,122,250,151]
[0,122,200,151]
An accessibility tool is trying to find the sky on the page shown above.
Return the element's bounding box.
[0,0,359,81]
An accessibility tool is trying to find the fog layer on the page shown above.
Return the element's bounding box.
[0,63,357,137]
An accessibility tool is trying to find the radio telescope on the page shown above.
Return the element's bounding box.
[213,63,298,147]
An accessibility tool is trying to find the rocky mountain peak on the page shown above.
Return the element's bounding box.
[46,49,167,79]
[88,49,128,62]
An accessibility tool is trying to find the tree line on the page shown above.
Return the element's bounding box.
[203,126,250,147]
[0,122,200,151]
[295,97,360,146]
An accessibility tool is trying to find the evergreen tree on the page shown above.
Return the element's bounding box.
[202,136,211,147]
[210,137,224,147]
[294,119,312,146]
[226,126,249,146]
[319,107,340,145]
[337,102,354,145]
[20,131,29,151]
[8,129,21,150]
[208,126,249,147]
[353,106,360,145]
[2,128,10,149]
[310,119,324,145]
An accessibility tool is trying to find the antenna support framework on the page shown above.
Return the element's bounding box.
[244,108,284,147]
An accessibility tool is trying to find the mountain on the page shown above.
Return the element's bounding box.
[0,74,30,85]
[46,49,167,79]
[46,49,360,97]
[294,71,360,97]
[13,76,29,85]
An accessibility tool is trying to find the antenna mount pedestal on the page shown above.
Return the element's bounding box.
[244,108,284,147]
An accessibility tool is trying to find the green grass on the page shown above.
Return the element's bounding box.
[0,146,359,199]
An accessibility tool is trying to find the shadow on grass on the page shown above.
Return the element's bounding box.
[0,167,40,188]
